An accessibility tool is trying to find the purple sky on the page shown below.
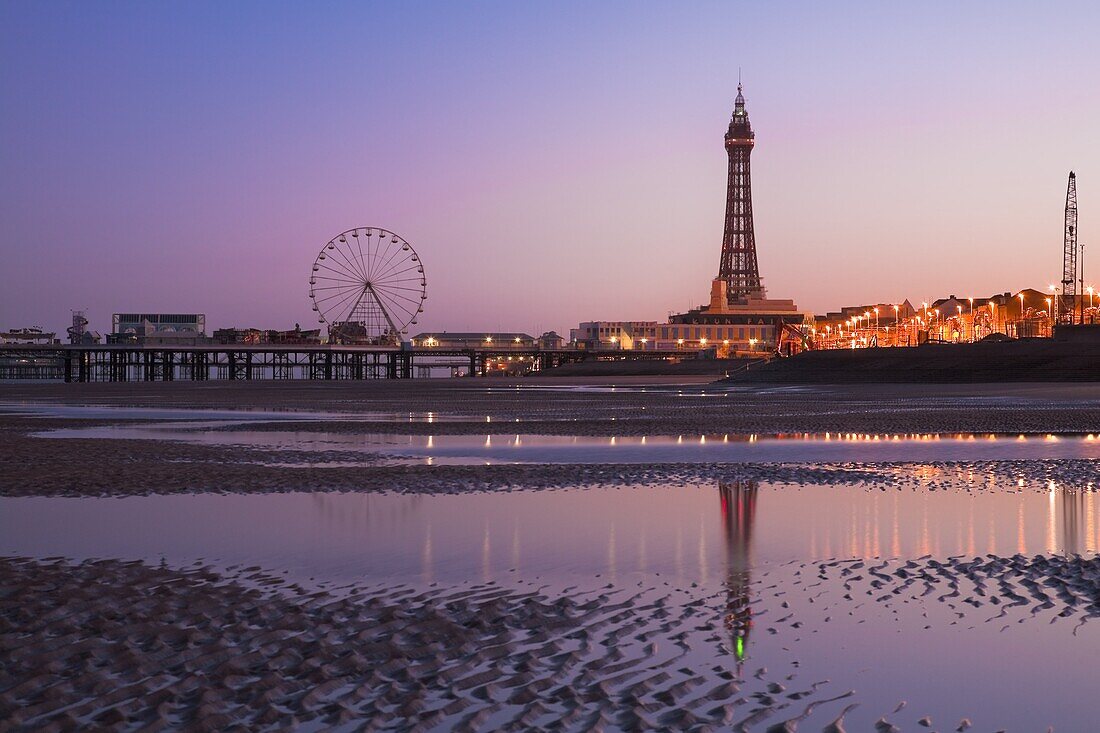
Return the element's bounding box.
[2,2,1098,337]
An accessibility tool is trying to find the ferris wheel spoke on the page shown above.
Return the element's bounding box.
[366,230,385,282]
[373,261,421,284]
[352,230,370,281]
[311,274,361,285]
[375,282,424,292]
[332,240,369,282]
[315,250,360,280]
[371,285,419,310]
[374,290,417,312]
[372,248,419,281]
[365,232,391,282]
[370,237,406,284]
[315,260,362,283]
[316,289,365,317]
[372,285,423,310]
[365,233,392,282]
[310,284,358,292]
[314,285,364,304]
[373,276,422,292]
[316,289,366,317]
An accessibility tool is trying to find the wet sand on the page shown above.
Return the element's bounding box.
[4,380,1100,497]
[4,553,1097,731]
[0,556,831,732]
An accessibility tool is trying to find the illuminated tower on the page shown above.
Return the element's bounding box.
[717,82,764,303]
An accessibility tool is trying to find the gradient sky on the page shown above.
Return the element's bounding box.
[2,1,1098,337]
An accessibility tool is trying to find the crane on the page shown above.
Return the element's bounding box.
[1061,171,1078,324]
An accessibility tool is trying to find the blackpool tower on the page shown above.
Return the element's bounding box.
[717,82,763,303]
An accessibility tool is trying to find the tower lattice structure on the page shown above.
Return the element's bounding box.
[717,83,764,303]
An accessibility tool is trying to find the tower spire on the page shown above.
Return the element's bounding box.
[717,80,763,302]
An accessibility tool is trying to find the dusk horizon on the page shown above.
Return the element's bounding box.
[3,2,1098,338]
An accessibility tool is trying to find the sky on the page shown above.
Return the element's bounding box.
[2,1,1099,337]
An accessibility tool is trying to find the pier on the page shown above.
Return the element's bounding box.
[0,344,694,382]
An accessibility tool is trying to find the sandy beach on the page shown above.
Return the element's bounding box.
[5,378,1100,730]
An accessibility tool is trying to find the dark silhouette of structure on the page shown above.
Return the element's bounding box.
[718,82,763,303]
[1061,171,1079,324]
[719,479,757,667]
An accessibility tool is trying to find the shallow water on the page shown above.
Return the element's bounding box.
[4,482,1099,581]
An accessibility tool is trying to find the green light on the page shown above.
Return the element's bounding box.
[735,636,745,660]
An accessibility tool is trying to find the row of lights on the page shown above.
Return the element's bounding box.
[421,336,527,347]
[611,336,758,347]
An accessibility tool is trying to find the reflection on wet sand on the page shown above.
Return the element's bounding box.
[719,480,756,668]
[1060,486,1097,556]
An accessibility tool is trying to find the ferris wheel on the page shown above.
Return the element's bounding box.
[309,227,426,345]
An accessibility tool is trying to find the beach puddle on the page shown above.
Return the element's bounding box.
[32,420,1100,465]
[4,479,1100,730]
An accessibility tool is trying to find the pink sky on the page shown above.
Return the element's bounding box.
[2,2,1098,337]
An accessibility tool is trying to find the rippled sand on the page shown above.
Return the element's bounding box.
[4,553,1098,731]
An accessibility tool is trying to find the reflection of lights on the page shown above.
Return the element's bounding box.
[485,435,492,446]
[427,435,434,448]
[700,435,706,444]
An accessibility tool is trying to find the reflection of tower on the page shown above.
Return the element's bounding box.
[717,83,764,303]
[719,479,757,667]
